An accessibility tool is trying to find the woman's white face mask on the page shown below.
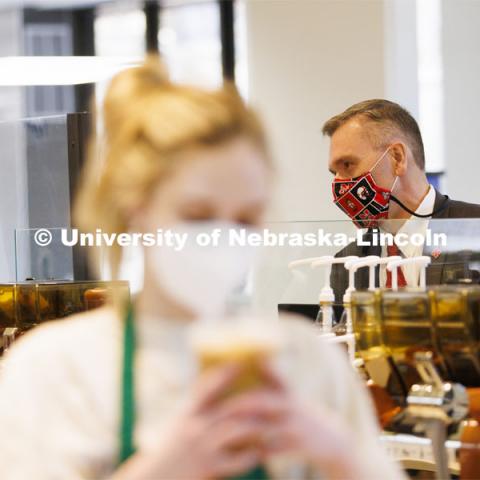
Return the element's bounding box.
[152,221,257,320]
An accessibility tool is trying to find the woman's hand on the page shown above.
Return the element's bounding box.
[112,364,268,480]
[218,363,365,480]
[113,362,365,480]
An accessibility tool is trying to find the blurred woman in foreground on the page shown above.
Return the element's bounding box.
[0,57,404,479]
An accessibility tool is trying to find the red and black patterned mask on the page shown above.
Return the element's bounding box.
[332,148,397,229]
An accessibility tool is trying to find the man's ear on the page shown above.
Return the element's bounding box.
[390,142,408,176]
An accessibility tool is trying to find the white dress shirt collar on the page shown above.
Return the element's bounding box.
[395,185,436,258]
[379,185,435,287]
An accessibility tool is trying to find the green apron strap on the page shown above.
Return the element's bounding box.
[231,464,269,480]
[119,304,136,464]
[118,305,269,478]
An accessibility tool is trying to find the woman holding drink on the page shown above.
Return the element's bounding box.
[0,58,404,480]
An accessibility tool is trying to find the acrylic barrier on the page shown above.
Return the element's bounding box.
[13,218,480,311]
[246,218,480,318]
[0,115,72,283]
[15,227,74,283]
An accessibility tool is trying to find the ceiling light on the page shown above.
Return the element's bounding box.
[0,56,142,86]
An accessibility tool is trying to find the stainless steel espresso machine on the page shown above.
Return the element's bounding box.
[352,283,480,479]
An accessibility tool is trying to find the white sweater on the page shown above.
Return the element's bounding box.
[0,307,405,480]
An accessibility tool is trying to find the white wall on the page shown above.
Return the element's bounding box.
[384,0,418,116]
[246,0,386,222]
[442,0,480,204]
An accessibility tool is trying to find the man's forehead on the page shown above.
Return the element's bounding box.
[329,117,378,157]
[331,116,372,144]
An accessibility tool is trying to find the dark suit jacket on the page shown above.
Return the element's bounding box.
[331,190,480,305]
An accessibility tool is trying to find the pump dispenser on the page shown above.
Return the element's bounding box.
[288,256,333,333]
[309,256,359,334]
[386,255,432,291]
[312,256,356,359]
[346,255,381,292]
[341,255,405,361]
[342,256,372,334]
[350,254,405,377]
[288,256,359,336]
[375,255,401,287]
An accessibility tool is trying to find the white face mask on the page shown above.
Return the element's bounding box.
[151,221,257,320]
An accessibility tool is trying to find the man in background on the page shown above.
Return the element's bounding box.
[322,99,480,304]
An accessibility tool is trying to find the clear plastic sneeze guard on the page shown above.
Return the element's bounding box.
[0,115,71,283]
[15,227,74,282]
[249,218,480,318]
[14,219,480,310]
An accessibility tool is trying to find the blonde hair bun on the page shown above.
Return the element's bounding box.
[103,55,170,138]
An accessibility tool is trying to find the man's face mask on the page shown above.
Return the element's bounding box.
[332,148,397,229]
